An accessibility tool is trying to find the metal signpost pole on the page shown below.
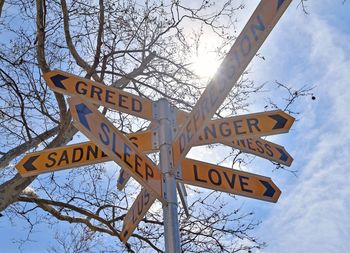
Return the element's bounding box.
[157,98,181,253]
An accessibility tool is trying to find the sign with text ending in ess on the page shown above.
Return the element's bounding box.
[68,97,164,202]
[220,137,293,166]
[120,188,156,242]
[180,158,281,203]
[173,109,294,166]
[16,131,155,177]
[44,70,153,120]
[172,0,292,168]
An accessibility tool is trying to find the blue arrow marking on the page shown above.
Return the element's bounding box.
[276,147,288,162]
[277,0,285,10]
[75,103,92,131]
[269,114,287,130]
[50,74,68,90]
[118,171,126,184]
[260,180,275,197]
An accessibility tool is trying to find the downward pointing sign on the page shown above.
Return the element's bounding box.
[120,188,156,242]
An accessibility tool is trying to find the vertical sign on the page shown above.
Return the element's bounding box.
[172,0,292,168]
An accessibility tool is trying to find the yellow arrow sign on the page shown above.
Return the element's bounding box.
[44,70,153,120]
[180,158,281,203]
[120,188,156,242]
[220,137,293,166]
[172,0,292,169]
[16,131,155,177]
[68,96,164,202]
[175,110,294,147]
[17,126,292,178]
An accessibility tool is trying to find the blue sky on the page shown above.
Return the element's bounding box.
[191,0,350,252]
[245,1,350,252]
[1,0,350,252]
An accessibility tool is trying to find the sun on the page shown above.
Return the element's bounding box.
[191,51,221,81]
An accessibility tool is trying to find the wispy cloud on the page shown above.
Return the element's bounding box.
[255,2,350,252]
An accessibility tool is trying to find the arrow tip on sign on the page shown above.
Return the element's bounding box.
[260,180,276,198]
[276,147,288,162]
[23,155,39,171]
[75,103,93,131]
[269,114,288,130]
[276,146,293,166]
[50,74,68,90]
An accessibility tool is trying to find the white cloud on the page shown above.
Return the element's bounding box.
[255,3,350,253]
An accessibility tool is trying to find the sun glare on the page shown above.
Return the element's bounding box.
[191,52,221,81]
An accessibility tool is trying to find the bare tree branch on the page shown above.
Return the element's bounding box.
[0,126,59,170]
[0,0,4,18]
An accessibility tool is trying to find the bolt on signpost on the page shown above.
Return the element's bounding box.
[16,1,295,252]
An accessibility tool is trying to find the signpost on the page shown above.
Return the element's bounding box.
[20,0,296,250]
[180,158,281,203]
[172,0,293,169]
[44,70,153,120]
[68,96,164,202]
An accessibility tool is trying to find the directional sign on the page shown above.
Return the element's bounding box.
[181,110,294,147]
[220,137,293,166]
[16,142,109,177]
[172,110,294,165]
[44,70,153,120]
[68,96,164,202]
[120,188,156,242]
[180,158,281,202]
[16,130,155,177]
[172,0,292,168]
